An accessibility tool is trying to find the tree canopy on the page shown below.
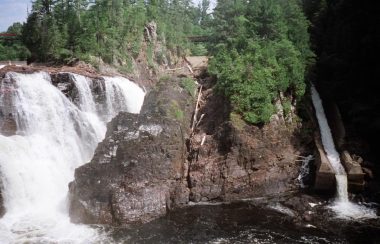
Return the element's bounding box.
[14,0,211,63]
[208,0,313,124]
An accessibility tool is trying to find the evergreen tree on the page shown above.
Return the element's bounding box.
[17,0,204,63]
[209,0,313,124]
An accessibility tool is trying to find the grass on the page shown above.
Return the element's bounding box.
[180,77,197,98]
[230,112,246,131]
[168,100,184,121]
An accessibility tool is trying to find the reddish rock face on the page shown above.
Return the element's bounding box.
[188,118,306,202]
[185,77,310,203]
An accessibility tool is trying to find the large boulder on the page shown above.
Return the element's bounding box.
[69,77,193,225]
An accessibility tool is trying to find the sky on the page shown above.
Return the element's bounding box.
[0,0,216,32]
[0,0,29,32]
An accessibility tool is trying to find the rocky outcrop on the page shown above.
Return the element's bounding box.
[314,133,335,191]
[69,77,194,225]
[0,75,17,136]
[187,91,308,202]
[50,72,106,106]
[341,151,365,192]
[0,179,4,217]
[68,72,311,225]
[189,122,305,202]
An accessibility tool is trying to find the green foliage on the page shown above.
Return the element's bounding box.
[131,39,142,59]
[0,23,30,61]
[230,112,246,131]
[174,108,184,121]
[282,99,292,118]
[159,75,171,82]
[147,43,154,68]
[180,77,197,98]
[190,43,208,56]
[209,0,313,124]
[169,100,184,121]
[11,0,209,64]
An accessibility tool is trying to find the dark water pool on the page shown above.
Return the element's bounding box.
[105,201,380,244]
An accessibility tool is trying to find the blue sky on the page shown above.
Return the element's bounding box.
[0,0,29,31]
[0,0,215,32]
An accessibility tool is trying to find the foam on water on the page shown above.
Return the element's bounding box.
[0,72,144,242]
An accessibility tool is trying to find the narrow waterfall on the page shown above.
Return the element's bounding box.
[0,72,144,242]
[311,85,348,202]
[297,155,314,188]
[311,85,376,219]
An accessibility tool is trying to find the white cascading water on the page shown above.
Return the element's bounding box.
[297,155,314,188]
[311,85,376,219]
[0,72,144,243]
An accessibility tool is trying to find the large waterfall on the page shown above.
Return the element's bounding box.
[0,72,144,243]
[311,85,376,219]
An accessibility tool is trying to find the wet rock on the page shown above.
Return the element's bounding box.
[0,75,18,136]
[341,150,365,192]
[0,179,4,217]
[51,73,75,96]
[303,212,313,222]
[314,132,336,192]
[69,77,193,225]
[362,167,374,179]
[0,115,17,136]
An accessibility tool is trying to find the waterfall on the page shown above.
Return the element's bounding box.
[0,72,145,242]
[311,85,348,202]
[71,74,97,113]
[311,85,376,219]
[103,76,144,117]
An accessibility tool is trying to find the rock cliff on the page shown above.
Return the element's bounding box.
[187,77,310,202]
[69,76,193,224]
[68,73,310,225]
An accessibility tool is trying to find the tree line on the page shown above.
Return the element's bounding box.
[1,0,212,63]
[1,0,314,125]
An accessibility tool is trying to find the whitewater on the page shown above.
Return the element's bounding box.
[0,72,144,243]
